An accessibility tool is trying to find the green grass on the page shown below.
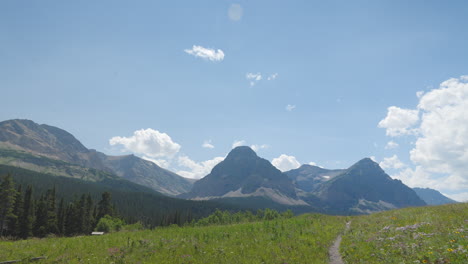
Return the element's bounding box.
[1,203,466,263]
[0,214,346,264]
[341,203,468,263]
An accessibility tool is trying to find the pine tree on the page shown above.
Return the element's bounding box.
[64,202,79,236]
[33,195,48,237]
[45,187,58,234]
[0,174,17,236]
[97,192,113,220]
[77,194,86,234]
[57,198,65,235]
[84,194,94,234]
[7,185,23,237]
[19,185,33,239]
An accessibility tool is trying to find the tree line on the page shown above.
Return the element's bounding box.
[0,174,119,239]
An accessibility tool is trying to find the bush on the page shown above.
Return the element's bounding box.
[95,215,124,233]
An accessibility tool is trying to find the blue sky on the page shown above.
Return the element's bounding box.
[1,1,468,200]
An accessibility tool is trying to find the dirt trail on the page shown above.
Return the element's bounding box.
[329,221,351,264]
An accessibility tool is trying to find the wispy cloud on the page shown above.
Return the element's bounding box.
[202,140,214,149]
[285,104,296,111]
[184,45,225,62]
[267,73,278,81]
[246,72,262,86]
[228,4,243,21]
[385,141,399,149]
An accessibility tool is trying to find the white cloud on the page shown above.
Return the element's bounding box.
[285,104,296,112]
[408,76,468,190]
[228,4,243,21]
[416,91,425,98]
[142,156,170,169]
[445,192,468,202]
[272,154,301,172]
[381,75,468,196]
[380,155,405,170]
[385,141,399,149]
[202,140,214,149]
[109,128,181,158]
[267,73,278,81]
[177,155,224,179]
[232,140,246,149]
[251,144,268,152]
[378,106,419,136]
[246,72,262,86]
[184,45,225,62]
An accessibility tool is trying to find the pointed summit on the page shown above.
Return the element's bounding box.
[183,146,303,205]
[225,146,257,160]
[316,158,426,214]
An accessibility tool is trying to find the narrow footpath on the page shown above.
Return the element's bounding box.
[329,221,351,264]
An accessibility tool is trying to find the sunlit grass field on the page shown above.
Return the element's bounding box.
[0,214,346,264]
[1,203,466,263]
[341,203,467,263]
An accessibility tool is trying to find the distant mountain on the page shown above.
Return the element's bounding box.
[183,146,306,205]
[99,153,193,196]
[0,119,193,195]
[0,119,109,171]
[285,165,345,192]
[314,158,426,214]
[413,187,457,205]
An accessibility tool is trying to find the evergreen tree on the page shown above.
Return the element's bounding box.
[57,198,65,235]
[64,202,76,236]
[84,194,94,234]
[97,192,113,220]
[7,185,23,237]
[45,187,58,234]
[0,174,17,236]
[19,185,33,239]
[77,194,86,234]
[33,195,48,237]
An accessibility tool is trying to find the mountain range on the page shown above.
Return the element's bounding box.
[0,119,192,196]
[0,118,456,216]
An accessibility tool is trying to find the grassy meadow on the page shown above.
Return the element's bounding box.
[341,203,467,263]
[0,203,466,263]
[0,214,346,264]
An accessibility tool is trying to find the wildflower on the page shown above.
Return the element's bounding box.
[422,260,427,263]
[447,248,454,252]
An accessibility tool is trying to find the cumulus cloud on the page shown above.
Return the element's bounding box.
[142,156,170,169]
[177,155,224,179]
[202,140,214,149]
[285,104,296,112]
[380,75,468,197]
[110,128,181,158]
[385,141,399,149]
[378,106,419,136]
[267,73,278,81]
[246,72,262,86]
[272,154,301,172]
[228,4,243,21]
[184,45,225,62]
[380,155,405,170]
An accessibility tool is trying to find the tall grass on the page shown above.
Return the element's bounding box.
[0,214,346,263]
